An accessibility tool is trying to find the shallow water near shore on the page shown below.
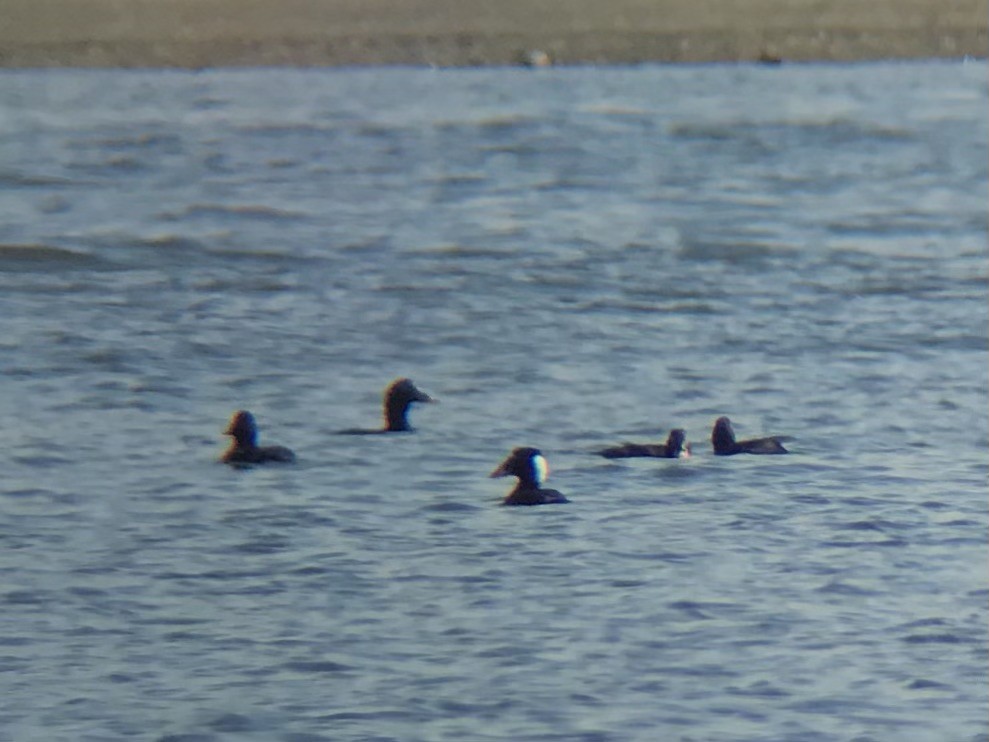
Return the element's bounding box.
[0,61,986,741]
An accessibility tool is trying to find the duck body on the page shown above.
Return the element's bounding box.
[490,447,569,506]
[600,429,690,459]
[222,410,296,464]
[338,378,435,434]
[223,443,297,465]
[711,416,789,456]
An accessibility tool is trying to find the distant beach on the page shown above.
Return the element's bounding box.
[2,0,986,68]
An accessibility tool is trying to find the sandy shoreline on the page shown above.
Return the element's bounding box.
[2,0,986,68]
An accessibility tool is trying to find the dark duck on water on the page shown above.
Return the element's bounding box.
[711,416,790,455]
[221,410,296,464]
[490,447,570,506]
[338,377,436,434]
[599,428,691,459]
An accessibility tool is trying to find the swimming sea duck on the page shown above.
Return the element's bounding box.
[490,447,569,506]
[599,428,690,459]
[339,377,436,434]
[221,410,296,464]
[711,416,789,455]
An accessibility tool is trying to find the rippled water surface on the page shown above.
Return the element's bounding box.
[0,61,986,741]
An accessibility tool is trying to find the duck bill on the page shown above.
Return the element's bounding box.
[489,462,511,478]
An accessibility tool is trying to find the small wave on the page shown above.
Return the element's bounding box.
[410,243,508,259]
[282,659,353,674]
[668,600,739,619]
[426,172,488,187]
[375,281,458,296]
[907,679,954,691]
[575,297,718,315]
[669,118,914,145]
[480,142,543,156]
[896,618,951,630]
[816,580,880,596]
[473,114,539,131]
[71,131,182,151]
[0,243,103,271]
[38,195,72,214]
[1,488,49,498]
[0,170,79,188]
[826,216,951,240]
[206,714,254,733]
[679,239,791,264]
[66,154,149,174]
[81,347,134,371]
[841,519,900,532]
[3,590,51,605]
[582,104,652,118]
[159,203,307,222]
[901,633,967,645]
[531,175,610,191]
[136,234,210,252]
[668,122,745,142]
[727,680,792,698]
[790,117,914,141]
[235,122,337,137]
[819,538,907,549]
[356,122,407,139]
[420,501,481,513]
[233,535,291,555]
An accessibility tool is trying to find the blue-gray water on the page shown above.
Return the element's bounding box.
[0,61,986,741]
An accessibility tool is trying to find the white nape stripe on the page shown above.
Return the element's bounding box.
[532,454,549,485]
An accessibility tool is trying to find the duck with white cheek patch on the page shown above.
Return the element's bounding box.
[490,447,569,506]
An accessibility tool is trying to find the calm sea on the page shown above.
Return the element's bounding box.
[0,61,986,742]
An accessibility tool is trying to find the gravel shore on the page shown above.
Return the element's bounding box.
[2,0,986,68]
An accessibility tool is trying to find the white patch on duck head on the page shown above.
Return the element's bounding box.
[531,454,549,486]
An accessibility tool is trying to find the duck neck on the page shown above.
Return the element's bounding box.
[235,430,258,448]
[385,401,411,432]
[514,473,540,491]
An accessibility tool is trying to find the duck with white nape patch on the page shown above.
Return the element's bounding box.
[490,447,569,506]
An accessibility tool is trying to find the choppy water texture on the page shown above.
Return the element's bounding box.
[0,61,986,741]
